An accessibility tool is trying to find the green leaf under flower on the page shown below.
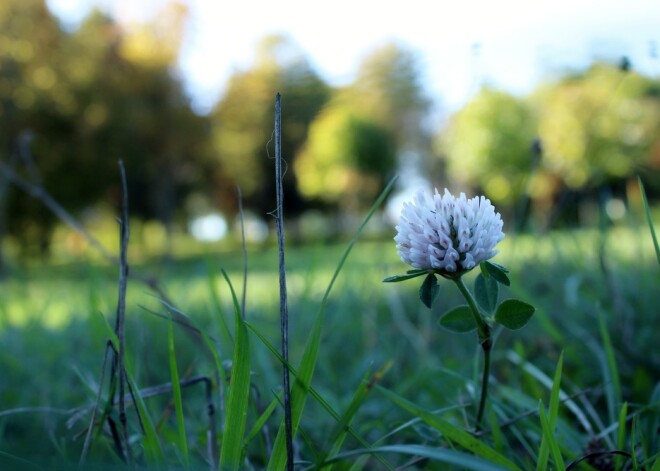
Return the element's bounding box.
[483,261,511,286]
[419,274,439,309]
[494,299,535,330]
[475,273,499,314]
[439,305,477,333]
[383,269,428,283]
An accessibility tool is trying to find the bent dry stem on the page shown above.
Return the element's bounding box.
[453,276,492,431]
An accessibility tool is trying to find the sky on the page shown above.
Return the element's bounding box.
[46,0,660,117]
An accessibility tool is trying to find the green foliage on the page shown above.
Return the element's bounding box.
[638,176,660,265]
[267,177,395,471]
[348,42,430,148]
[210,35,330,215]
[418,273,439,308]
[0,225,658,468]
[475,272,499,314]
[378,386,523,471]
[439,305,477,333]
[483,261,511,287]
[494,299,536,330]
[442,87,536,204]
[294,43,428,211]
[167,318,189,467]
[382,268,428,283]
[439,62,660,223]
[295,106,395,209]
[0,0,210,253]
[219,270,251,470]
[536,64,660,189]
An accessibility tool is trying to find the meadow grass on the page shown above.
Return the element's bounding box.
[0,220,658,469]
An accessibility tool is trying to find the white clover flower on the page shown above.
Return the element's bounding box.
[394,188,504,275]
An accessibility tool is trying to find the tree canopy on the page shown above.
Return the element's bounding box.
[439,63,660,218]
[1,1,659,256]
[209,35,330,216]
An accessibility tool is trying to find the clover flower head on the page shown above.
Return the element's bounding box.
[394,188,504,275]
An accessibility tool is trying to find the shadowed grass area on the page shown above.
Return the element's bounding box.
[0,223,658,469]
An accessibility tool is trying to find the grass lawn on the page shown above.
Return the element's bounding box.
[0,223,658,469]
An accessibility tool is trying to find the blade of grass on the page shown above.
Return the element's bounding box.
[507,351,592,436]
[218,269,251,471]
[168,317,189,468]
[535,351,563,471]
[317,444,515,471]
[488,403,505,454]
[266,176,397,471]
[539,401,565,471]
[548,352,564,430]
[597,308,621,428]
[0,450,45,471]
[205,255,234,349]
[98,312,165,466]
[616,402,628,471]
[347,455,370,471]
[632,414,641,471]
[377,385,523,471]
[320,363,391,469]
[247,322,394,470]
[244,393,279,446]
[638,176,660,265]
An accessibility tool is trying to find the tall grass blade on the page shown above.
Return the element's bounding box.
[638,176,660,265]
[98,312,165,466]
[247,322,394,470]
[535,352,563,471]
[347,455,370,471]
[616,402,628,471]
[244,393,279,446]
[319,364,389,469]
[548,352,563,428]
[598,312,621,426]
[218,270,251,471]
[538,401,565,471]
[205,256,234,349]
[377,386,523,471]
[320,444,516,471]
[266,177,397,471]
[488,403,505,454]
[632,414,641,471]
[168,317,189,468]
[0,450,44,471]
[507,351,592,436]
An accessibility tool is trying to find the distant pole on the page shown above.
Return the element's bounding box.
[274,93,294,471]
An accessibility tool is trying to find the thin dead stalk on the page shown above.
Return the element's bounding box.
[115,160,132,463]
[237,185,248,319]
[274,93,294,471]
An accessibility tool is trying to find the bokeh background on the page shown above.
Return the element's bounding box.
[1,0,659,264]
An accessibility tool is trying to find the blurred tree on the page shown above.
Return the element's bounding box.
[348,42,430,149]
[294,42,430,211]
[348,43,433,189]
[0,0,69,255]
[536,62,660,190]
[441,87,537,206]
[0,1,212,255]
[210,35,330,217]
[295,106,395,210]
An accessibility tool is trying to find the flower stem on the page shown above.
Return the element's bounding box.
[453,276,492,430]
